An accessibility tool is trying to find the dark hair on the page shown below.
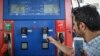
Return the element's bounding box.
[72,5,100,31]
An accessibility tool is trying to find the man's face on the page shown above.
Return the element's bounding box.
[72,16,84,37]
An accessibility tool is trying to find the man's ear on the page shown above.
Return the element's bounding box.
[79,22,86,31]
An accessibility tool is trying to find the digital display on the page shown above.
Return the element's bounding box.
[9,0,60,15]
[4,0,65,19]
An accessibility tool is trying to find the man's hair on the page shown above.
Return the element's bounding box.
[72,5,100,31]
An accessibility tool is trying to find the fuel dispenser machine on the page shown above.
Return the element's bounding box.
[0,0,73,56]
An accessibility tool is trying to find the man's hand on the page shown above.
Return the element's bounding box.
[47,36,56,44]
[81,49,88,56]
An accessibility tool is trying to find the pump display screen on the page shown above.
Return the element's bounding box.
[9,0,60,16]
[4,0,65,19]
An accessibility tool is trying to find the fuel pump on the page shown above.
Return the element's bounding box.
[2,0,73,56]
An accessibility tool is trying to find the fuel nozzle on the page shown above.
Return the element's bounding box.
[4,33,11,56]
[58,33,64,56]
[59,33,64,43]
[4,33,11,43]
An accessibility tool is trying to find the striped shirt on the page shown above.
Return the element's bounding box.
[83,35,100,56]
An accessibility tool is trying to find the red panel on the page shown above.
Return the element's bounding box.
[0,0,3,30]
[55,20,66,40]
[56,20,66,56]
[65,0,73,47]
[56,20,65,32]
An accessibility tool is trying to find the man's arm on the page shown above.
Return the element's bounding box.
[47,36,74,56]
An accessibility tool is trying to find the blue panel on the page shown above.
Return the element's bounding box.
[4,0,65,20]
[14,20,56,56]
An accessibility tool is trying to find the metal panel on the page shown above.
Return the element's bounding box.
[14,20,56,56]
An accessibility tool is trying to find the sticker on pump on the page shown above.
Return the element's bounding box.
[43,34,48,39]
